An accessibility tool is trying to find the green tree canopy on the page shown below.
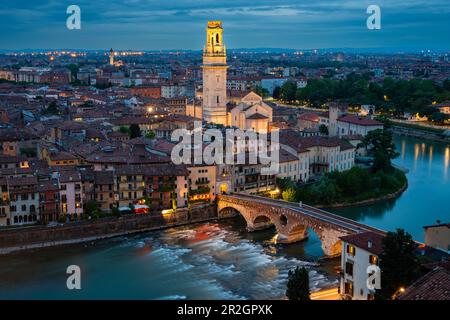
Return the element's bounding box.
[272,86,282,99]
[359,129,399,171]
[377,229,421,300]
[280,81,297,103]
[42,101,60,115]
[319,124,329,135]
[286,266,310,301]
[129,124,142,139]
[282,188,297,202]
[145,131,156,139]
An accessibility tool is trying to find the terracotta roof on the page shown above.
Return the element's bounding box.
[398,267,450,300]
[247,113,268,120]
[280,129,355,152]
[298,112,320,122]
[338,114,382,126]
[37,179,60,192]
[7,175,38,187]
[59,171,81,183]
[279,149,299,163]
[340,231,385,255]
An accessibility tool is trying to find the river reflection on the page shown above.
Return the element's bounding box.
[333,135,450,241]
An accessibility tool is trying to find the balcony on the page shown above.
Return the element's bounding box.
[195,179,210,185]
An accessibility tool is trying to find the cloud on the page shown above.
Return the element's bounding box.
[0,0,448,50]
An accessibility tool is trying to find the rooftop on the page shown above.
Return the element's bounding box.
[398,266,450,300]
[340,231,385,255]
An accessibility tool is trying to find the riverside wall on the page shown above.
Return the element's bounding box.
[0,204,220,254]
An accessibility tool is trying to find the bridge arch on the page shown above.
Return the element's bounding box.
[217,194,354,258]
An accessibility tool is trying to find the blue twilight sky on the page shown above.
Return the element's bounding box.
[0,0,449,51]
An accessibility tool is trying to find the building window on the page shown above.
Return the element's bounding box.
[346,244,356,256]
[344,281,353,297]
[369,255,378,265]
[345,261,353,276]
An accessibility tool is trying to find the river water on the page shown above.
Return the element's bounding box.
[333,135,450,241]
[0,135,448,299]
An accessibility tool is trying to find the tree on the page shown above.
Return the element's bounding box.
[428,112,449,125]
[254,86,269,98]
[42,101,60,115]
[84,200,101,219]
[319,124,328,135]
[145,131,156,139]
[286,266,310,301]
[377,229,421,300]
[359,129,399,171]
[272,86,282,99]
[309,176,340,204]
[280,81,297,103]
[129,124,142,139]
[119,126,130,134]
[282,188,297,202]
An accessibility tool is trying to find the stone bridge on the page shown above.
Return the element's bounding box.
[217,193,384,258]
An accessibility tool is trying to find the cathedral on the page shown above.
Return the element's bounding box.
[199,21,272,133]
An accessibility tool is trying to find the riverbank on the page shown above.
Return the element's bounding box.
[0,204,228,254]
[278,166,408,209]
[389,124,449,144]
[317,181,408,209]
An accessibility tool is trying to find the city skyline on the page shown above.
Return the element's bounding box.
[0,0,449,51]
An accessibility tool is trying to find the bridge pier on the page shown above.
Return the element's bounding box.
[277,224,309,244]
[317,228,344,259]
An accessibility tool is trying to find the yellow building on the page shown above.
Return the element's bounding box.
[424,222,450,253]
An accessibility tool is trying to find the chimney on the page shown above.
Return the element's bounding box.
[368,240,373,249]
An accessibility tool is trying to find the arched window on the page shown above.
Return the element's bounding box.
[216,33,219,44]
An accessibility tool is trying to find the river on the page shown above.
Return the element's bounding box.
[333,135,450,241]
[0,135,448,299]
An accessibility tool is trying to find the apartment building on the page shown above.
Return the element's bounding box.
[340,232,384,300]
[59,171,84,218]
[0,177,9,226]
[38,179,61,222]
[8,176,40,225]
[280,130,356,179]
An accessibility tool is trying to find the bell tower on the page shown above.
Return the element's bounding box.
[202,21,228,125]
[109,48,114,66]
